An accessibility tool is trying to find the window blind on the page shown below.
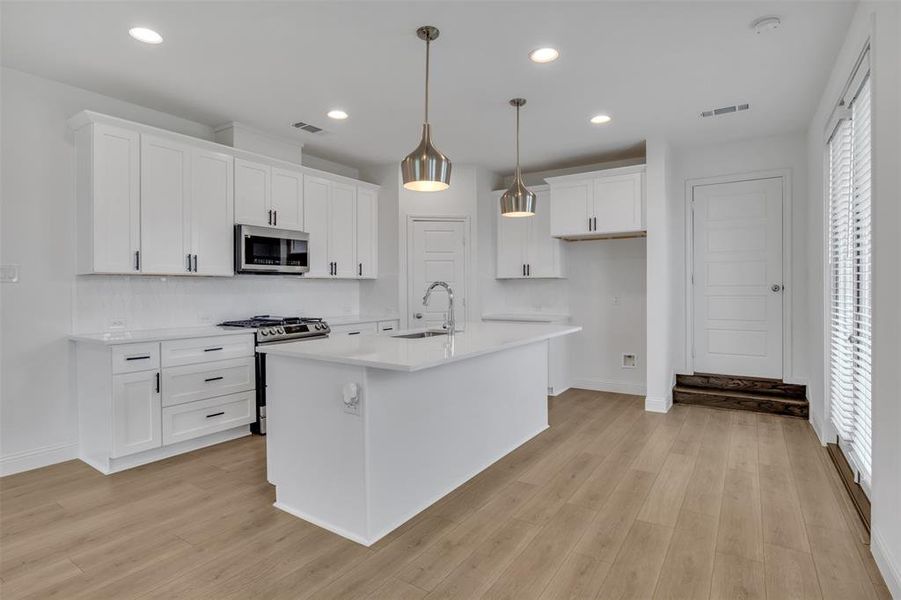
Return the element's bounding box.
[827,70,872,490]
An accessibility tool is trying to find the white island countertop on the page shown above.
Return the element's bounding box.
[69,326,254,345]
[259,321,581,372]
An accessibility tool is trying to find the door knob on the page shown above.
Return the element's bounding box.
[771,284,783,292]
[414,313,423,319]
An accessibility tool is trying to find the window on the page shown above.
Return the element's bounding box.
[827,49,872,492]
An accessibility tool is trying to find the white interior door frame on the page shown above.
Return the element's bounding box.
[683,169,796,382]
[403,215,471,329]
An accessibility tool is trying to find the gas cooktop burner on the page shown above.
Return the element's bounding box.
[219,315,330,343]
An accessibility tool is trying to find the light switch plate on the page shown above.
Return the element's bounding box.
[622,353,637,369]
[0,265,19,283]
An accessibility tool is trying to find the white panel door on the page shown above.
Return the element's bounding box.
[91,124,141,273]
[409,220,466,329]
[329,182,357,278]
[549,179,591,236]
[140,135,191,274]
[303,175,331,277]
[692,177,783,378]
[356,187,378,278]
[593,172,643,234]
[190,148,234,276]
[234,159,270,226]
[270,167,303,230]
[111,370,162,458]
[526,189,561,277]
[496,202,528,278]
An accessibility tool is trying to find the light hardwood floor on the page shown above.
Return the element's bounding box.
[0,390,890,599]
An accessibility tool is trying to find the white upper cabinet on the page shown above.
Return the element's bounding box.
[140,135,191,275]
[547,166,645,239]
[303,174,331,277]
[270,167,304,230]
[190,148,235,276]
[329,182,357,278]
[75,123,141,274]
[234,159,270,227]
[356,187,378,279]
[496,188,564,279]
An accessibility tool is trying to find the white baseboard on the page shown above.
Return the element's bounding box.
[871,529,901,600]
[0,442,79,477]
[571,377,646,396]
[645,395,673,413]
[274,501,374,546]
[548,386,571,397]
[97,427,251,474]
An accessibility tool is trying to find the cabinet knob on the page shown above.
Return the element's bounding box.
[414,313,423,319]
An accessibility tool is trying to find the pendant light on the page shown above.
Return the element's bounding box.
[500,98,536,217]
[401,26,452,192]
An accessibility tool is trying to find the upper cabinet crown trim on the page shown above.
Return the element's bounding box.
[67,111,379,191]
[543,164,646,185]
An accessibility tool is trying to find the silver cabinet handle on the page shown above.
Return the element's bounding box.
[771,284,782,292]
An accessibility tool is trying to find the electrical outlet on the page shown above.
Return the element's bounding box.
[108,318,127,330]
[622,353,637,369]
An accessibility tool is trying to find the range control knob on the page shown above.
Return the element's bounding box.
[260,329,269,336]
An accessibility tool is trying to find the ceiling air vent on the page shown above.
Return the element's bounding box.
[292,121,325,134]
[700,103,750,118]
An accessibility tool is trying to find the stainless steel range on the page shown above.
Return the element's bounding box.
[219,316,330,434]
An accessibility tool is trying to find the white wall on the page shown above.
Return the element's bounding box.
[668,133,810,386]
[0,67,360,474]
[805,3,901,596]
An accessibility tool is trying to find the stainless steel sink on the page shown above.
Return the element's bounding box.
[392,331,446,339]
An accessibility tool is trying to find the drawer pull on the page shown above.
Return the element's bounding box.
[205,411,225,418]
[204,376,224,383]
[348,331,361,336]
[382,327,394,331]
[203,347,224,352]
[126,355,151,361]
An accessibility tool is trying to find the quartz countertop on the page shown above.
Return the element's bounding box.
[481,313,572,323]
[69,326,255,345]
[324,313,401,326]
[258,321,581,372]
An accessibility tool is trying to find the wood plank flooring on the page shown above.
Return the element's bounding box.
[0,390,889,599]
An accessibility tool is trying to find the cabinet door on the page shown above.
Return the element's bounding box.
[234,159,271,227]
[303,175,331,277]
[355,187,378,278]
[549,179,592,236]
[496,198,529,278]
[526,189,563,277]
[141,135,191,274]
[191,149,234,276]
[270,167,304,230]
[592,172,643,233]
[111,370,162,458]
[90,124,141,273]
[329,182,357,278]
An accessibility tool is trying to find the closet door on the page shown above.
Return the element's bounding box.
[140,135,191,274]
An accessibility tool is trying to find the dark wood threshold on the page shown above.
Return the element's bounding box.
[827,442,871,533]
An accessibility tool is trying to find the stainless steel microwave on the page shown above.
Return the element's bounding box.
[235,225,310,274]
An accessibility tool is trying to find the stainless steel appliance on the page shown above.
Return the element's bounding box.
[219,316,330,434]
[235,225,310,274]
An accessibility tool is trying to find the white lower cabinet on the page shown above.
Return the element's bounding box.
[111,370,162,458]
[76,332,256,474]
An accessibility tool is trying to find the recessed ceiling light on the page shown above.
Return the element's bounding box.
[590,114,612,125]
[327,109,348,120]
[751,16,781,34]
[129,27,163,44]
[529,47,559,63]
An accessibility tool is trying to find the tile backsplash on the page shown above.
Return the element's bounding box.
[73,275,360,333]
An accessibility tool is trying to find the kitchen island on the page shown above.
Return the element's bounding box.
[259,321,581,545]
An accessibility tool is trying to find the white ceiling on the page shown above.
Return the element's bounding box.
[1,1,855,173]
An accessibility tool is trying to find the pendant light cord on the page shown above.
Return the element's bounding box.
[424,37,430,124]
[515,104,521,178]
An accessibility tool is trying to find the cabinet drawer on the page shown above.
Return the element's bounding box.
[377,320,400,334]
[111,342,161,374]
[162,391,254,445]
[161,334,254,367]
[162,357,255,407]
[330,322,378,337]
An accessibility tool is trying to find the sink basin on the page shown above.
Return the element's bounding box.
[392,330,447,339]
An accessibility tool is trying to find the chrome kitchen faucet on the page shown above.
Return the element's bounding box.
[422,281,455,337]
